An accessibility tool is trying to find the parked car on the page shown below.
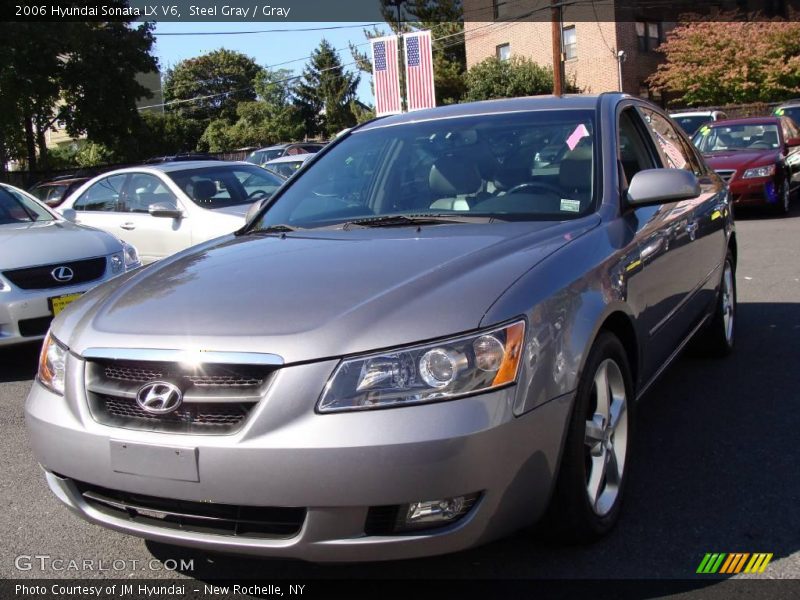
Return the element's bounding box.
[773,100,800,125]
[143,153,220,164]
[245,142,325,167]
[56,161,284,264]
[26,94,736,561]
[0,183,139,347]
[692,116,800,214]
[28,175,90,208]
[670,110,728,136]
[262,153,314,179]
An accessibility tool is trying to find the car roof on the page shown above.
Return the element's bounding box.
[264,154,314,165]
[98,160,249,175]
[706,116,782,127]
[357,94,610,131]
[670,111,717,117]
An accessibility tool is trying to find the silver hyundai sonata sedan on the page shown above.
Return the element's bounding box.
[25,94,736,561]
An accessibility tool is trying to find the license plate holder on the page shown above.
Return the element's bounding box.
[48,292,83,316]
[110,440,199,482]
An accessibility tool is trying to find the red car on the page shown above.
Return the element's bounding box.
[692,116,800,214]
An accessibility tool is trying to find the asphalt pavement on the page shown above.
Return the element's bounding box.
[1,203,799,591]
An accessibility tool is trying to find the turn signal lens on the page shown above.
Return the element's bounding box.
[38,332,68,395]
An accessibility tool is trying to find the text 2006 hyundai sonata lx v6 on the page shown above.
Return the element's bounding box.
[25,94,736,562]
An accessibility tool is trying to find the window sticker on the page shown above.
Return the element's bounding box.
[560,198,581,212]
[775,108,785,116]
[566,124,590,151]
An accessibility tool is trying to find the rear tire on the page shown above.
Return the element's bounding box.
[542,332,634,543]
[693,250,736,357]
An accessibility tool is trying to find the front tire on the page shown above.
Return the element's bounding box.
[693,249,736,357]
[775,180,790,216]
[543,332,634,543]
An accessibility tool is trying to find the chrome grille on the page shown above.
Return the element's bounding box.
[2,256,106,290]
[85,358,274,434]
[715,169,736,183]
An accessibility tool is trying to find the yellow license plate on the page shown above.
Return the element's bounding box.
[48,292,83,316]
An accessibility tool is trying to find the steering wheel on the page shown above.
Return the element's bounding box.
[246,189,271,201]
[505,181,564,197]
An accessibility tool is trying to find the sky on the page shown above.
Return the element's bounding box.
[152,21,382,105]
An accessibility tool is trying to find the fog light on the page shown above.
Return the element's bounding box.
[401,493,479,531]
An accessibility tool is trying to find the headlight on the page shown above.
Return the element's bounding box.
[318,320,526,413]
[110,242,141,274]
[742,165,776,179]
[38,332,68,395]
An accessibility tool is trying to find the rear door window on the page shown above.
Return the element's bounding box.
[73,174,128,212]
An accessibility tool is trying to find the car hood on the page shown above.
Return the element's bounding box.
[702,149,780,172]
[211,204,251,218]
[0,220,120,270]
[60,219,598,363]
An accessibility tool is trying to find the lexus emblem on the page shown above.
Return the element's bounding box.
[136,381,183,414]
[51,266,74,283]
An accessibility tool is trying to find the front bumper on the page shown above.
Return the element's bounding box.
[25,355,573,562]
[729,177,780,206]
[0,277,114,347]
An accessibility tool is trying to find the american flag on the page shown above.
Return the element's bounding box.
[371,36,401,116]
[404,31,436,112]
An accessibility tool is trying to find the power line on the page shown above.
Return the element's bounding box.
[155,23,382,36]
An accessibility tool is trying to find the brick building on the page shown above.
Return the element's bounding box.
[462,0,792,101]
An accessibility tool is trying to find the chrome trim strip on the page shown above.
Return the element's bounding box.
[81,347,284,366]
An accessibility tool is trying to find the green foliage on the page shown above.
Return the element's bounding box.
[128,112,206,159]
[294,40,360,138]
[350,0,467,107]
[0,13,157,170]
[650,19,800,105]
[464,56,564,101]
[163,48,263,124]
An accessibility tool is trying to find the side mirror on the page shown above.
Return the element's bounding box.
[61,208,77,222]
[626,169,701,208]
[786,137,800,148]
[245,198,267,223]
[148,202,184,219]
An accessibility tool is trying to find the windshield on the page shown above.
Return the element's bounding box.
[673,115,710,136]
[0,186,54,225]
[266,160,305,179]
[255,110,597,230]
[167,165,284,209]
[775,106,800,123]
[246,149,284,165]
[693,123,781,152]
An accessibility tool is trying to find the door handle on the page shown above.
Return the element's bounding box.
[120,222,136,230]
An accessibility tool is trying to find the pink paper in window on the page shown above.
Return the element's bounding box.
[566,124,590,151]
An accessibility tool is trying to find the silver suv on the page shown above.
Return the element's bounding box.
[26,94,735,561]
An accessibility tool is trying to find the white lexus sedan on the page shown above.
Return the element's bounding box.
[58,161,285,264]
[0,183,139,347]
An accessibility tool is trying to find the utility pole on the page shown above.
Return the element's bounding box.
[551,0,564,95]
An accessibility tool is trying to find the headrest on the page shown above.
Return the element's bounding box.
[429,155,482,196]
[559,145,593,193]
[191,179,217,201]
[762,130,779,144]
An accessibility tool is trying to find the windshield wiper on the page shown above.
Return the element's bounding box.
[330,214,498,230]
[248,224,302,234]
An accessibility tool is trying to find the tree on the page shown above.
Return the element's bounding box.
[163,49,263,124]
[649,19,800,106]
[294,40,360,138]
[129,112,206,159]
[0,16,157,171]
[464,56,565,101]
[350,0,467,107]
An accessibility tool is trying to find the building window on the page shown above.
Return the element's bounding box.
[496,43,511,61]
[563,26,577,60]
[636,21,663,52]
[493,0,510,20]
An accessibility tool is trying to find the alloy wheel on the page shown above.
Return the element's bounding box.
[722,261,735,345]
[584,358,628,517]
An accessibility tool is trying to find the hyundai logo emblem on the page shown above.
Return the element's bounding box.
[136,381,183,415]
[51,266,74,283]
